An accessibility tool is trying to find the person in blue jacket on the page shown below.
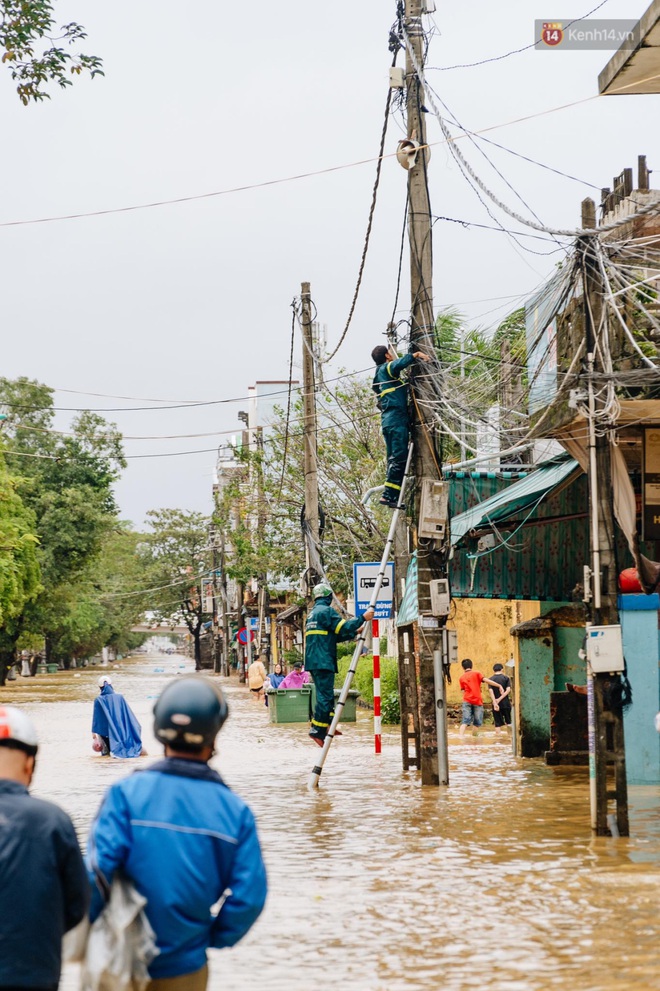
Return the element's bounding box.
[86,677,267,991]
[371,344,431,507]
[0,705,89,991]
[92,675,144,758]
[305,582,373,746]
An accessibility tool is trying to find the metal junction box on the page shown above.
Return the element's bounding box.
[418,479,449,540]
[586,625,625,673]
[430,578,451,616]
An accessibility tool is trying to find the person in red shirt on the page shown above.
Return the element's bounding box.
[458,658,503,737]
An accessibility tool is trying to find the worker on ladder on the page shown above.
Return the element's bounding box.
[306,582,374,746]
[371,345,431,507]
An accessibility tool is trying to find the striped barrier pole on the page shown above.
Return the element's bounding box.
[373,618,381,754]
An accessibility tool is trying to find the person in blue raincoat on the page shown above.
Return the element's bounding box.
[371,345,431,507]
[92,676,144,758]
[305,583,373,746]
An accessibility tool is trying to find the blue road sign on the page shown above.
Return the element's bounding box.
[353,562,394,620]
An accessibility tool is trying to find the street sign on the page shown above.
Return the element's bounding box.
[237,627,255,644]
[353,562,394,619]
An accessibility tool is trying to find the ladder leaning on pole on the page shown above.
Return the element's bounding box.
[308,442,414,789]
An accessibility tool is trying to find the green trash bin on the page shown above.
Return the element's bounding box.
[310,684,360,722]
[46,663,59,674]
[267,687,312,724]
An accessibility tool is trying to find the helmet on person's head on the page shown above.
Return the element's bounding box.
[98,675,112,689]
[0,706,38,757]
[153,677,228,752]
[312,582,333,600]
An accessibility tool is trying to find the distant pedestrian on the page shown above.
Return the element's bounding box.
[487,663,512,736]
[278,660,312,690]
[247,656,267,699]
[0,705,89,990]
[458,659,502,737]
[86,677,267,991]
[263,662,285,706]
[92,675,144,758]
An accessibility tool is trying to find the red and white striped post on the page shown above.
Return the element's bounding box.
[372,618,381,754]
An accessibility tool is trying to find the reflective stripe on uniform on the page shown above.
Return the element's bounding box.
[305,629,328,636]
[379,386,397,396]
[386,361,394,378]
[334,619,346,635]
[311,718,330,728]
[384,482,401,490]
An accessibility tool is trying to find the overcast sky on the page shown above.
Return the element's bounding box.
[0,0,656,527]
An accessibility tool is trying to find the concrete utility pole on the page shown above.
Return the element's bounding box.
[301,282,322,596]
[405,0,446,786]
[210,526,221,675]
[219,529,230,676]
[580,198,629,837]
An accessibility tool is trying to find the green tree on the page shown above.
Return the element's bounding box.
[0,455,40,642]
[0,377,125,678]
[1,0,102,104]
[145,509,212,670]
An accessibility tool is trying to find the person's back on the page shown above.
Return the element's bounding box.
[0,705,88,991]
[247,659,267,692]
[87,678,267,990]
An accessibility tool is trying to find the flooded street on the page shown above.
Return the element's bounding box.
[5,652,660,991]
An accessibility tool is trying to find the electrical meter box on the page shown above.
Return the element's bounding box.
[389,67,405,89]
[442,628,458,664]
[585,625,625,673]
[418,479,449,540]
[430,578,451,616]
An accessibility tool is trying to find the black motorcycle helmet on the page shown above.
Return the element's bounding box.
[153,677,228,752]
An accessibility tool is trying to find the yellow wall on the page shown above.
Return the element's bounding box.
[445,599,540,704]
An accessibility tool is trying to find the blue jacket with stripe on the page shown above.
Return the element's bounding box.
[372,353,415,419]
[304,596,366,673]
[86,758,267,980]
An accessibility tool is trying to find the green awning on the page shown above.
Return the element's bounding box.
[450,455,582,548]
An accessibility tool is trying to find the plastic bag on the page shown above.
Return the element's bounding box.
[80,876,159,991]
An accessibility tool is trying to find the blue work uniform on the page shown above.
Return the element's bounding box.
[86,758,267,981]
[372,353,415,500]
[305,595,366,736]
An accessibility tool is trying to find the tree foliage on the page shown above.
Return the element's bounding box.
[1,0,102,104]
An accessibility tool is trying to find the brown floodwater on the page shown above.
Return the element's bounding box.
[4,653,659,991]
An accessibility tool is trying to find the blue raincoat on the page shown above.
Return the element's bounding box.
[92,683,143,758]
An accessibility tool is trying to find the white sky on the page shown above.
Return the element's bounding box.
[0,0,656,527]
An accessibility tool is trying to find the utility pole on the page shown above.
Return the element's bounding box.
[210,525,221,675]
[255,426,270,664]
[405,0,446,786]
[580,198,629,837]
[219,529,230,676]
[301,282,322,596]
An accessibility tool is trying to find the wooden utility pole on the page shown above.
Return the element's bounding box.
[405,0,445,786]
[580,198,629,837]
[301,282,322,595]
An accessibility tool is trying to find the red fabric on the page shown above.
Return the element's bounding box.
[459,670,484,705]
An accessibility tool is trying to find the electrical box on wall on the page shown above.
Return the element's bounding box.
[430,578,451,616]
[389,67,405,89]
[586,625,625,673]
[418,479,448,540]
[442,628,458,664]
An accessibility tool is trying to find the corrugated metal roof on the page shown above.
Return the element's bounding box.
[450,455,582,547]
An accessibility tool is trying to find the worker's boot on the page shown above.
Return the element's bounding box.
[309,722,327,747]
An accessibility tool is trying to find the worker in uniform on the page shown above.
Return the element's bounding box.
[305,583,374,746]
[371,345,431,507]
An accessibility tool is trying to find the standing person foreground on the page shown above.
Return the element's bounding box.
[488,663,512,736]
[0,705,89,991]
[371,345,431,507]
[305,583,373,746]
[92,675,144,758]
[458,659,506,737]
[87,677,267,991]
